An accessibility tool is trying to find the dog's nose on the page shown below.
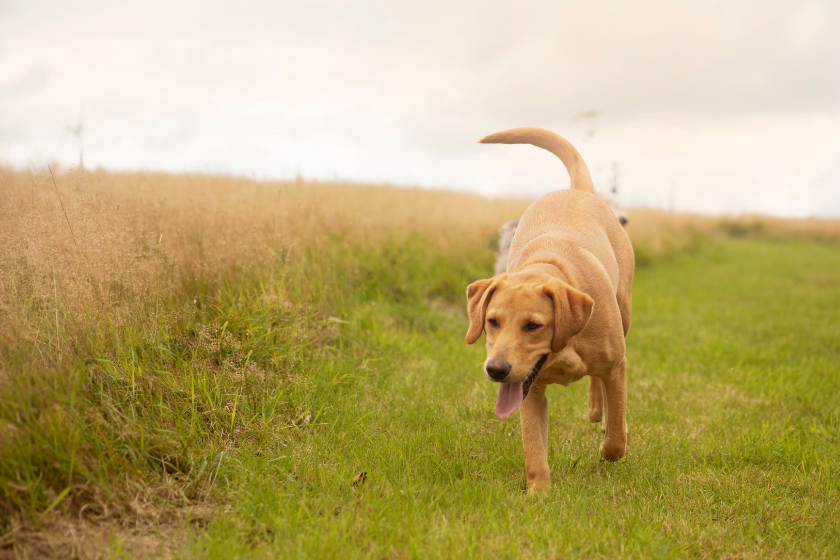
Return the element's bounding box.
[485,359,511,381]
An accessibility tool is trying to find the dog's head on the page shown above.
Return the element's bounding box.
[465,271,594,420]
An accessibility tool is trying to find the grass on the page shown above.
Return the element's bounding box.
[0,167,839,558]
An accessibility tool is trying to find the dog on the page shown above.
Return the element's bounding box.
[600,191,629,228]
[466,128,634,493]
[493,218,521,276]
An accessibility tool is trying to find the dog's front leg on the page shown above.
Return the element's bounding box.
[588,376,603,423]
[519,386,550,492]
[599,358,628,461]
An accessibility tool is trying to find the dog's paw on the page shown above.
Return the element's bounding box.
[599,437,627,462]
[588,409,603,423]
[527,479,551,495]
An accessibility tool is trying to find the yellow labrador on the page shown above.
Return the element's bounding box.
[466,128,634,493]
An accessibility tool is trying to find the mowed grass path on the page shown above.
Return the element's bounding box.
[185,240,839,559]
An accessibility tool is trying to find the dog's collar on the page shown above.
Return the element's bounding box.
[522,354,549,400]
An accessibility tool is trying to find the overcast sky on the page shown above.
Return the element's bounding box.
[2,0,839,216]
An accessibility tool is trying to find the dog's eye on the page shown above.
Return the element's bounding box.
[488,318,498,327]
[525,322,541,331]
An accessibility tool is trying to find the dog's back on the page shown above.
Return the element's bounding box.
[509,190,632,295]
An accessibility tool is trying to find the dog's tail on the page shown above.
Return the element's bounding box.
[479,127,594,193]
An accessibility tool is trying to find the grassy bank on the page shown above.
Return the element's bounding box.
[1,168,839,558]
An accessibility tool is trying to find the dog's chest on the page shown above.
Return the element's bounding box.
[540,346,587,387]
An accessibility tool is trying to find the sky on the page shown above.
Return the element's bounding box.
[1,0,839,216]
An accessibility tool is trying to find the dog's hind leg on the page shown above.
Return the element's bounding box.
[588,376,603,423]
[599,358,628,461]
[520,386,550,493]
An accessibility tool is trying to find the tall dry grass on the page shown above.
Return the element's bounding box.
[624,207,840,265]
[0,167,531,369]
[2,165,839,370]
[626,207,840,250]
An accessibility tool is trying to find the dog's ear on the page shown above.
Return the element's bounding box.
[465,277,499,344]
[543,280,594,353]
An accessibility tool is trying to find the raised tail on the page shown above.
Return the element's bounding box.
[479,127,594,193]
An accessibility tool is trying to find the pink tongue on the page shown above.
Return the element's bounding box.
[495,381,524,421]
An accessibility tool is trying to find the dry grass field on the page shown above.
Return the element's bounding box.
[1,166,839,558]
[3,166,837,360]
[0,167,530,360]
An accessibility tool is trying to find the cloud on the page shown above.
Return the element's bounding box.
[0,63,49,97]
[1,0,839,215]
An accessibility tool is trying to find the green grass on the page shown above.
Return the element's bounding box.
[2,238,839,558]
